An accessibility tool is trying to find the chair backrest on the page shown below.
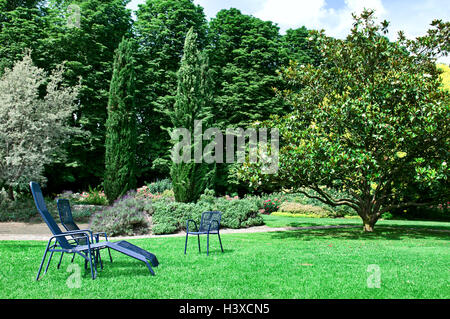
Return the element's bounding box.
[199,211,222,232]
[29,182,73,249]
[57,199,80,232]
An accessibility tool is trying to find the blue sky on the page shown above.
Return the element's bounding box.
[127,0,450,63]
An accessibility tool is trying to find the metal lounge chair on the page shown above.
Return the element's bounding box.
[57,198,113,270]
[185,211,224,256]
[30,181,158,280]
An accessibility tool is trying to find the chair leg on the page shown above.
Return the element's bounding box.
[44,251,54,274]
[87,249,97,280]
[104,235,113,262]
[71,253,75,263]
[94,249,103,270]
[218,232,224,253]
[184,233,188,254]
[57,252,64,269]
[197,234,201,253]
[107,248,113,263]
[145,260,155,276]
[207,233,210,256]
[36,243,50,281]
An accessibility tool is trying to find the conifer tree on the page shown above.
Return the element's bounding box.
[168,27,213,203]
[104,37,137,203]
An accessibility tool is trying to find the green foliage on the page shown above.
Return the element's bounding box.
[0,1,324,195]
[207,8,286,128]
[0,52,81,199]
[168,27,214,203]
[145,178,172,194]
[206,8,292,194]
[391,204,450,222]
[104,37,137,204]
[0,5,48,74]
[150,195,264,234]
[134,0,208,179]
[281,26,322,67]
[0,191,58,222]
[57,186,108,206]
[262,198,282,214]
[82,186,108,206]
[90,193,151,236]
[236,10,450,232]
[45,0,132,193]
[0,1,133,193]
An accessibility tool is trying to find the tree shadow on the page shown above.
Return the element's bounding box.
[268,226,450,241]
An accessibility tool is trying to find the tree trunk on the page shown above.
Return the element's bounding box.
[363,221,375,232]
[8,186,14,201]
[360,207,378,232]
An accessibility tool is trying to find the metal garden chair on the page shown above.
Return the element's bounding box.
[57,198,113,269]
[30,182,158,280]
[185,211,224,256]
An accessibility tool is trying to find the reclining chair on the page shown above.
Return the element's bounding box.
[57,198,113,269]
[30,181,158,280]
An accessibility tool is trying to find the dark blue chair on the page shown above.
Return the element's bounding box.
[57,198,113,269]
[30,182,158,280]
[185,211,224,256]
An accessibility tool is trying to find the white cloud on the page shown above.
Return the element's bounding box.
[254,0,448,64]
[254,0,387,38]
[130,0,449,64]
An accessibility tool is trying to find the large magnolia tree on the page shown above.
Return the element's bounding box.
[236,10,449,232]
[0,53,80,200]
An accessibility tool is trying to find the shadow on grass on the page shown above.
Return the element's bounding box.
[269,226,450,241]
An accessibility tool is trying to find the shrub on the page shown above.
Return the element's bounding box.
[381,212,394,220]
[136,183,175,201]
[0,193,59,222]
[262,198,282,214]
[271,211,361,219]
[391,203,450,222]
[146,179,172,194]
[70,206,99,223]
[279,202,331,217]
[90,193,151,236]
[149,195,264,235]
[56,186,108,206]
[285,191,356,217]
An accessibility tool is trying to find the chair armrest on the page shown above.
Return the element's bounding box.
[93,232,108,242]
[50,230,92,246]
[72,229,95,243]
[207,220,221,232]
[186,219,199,232]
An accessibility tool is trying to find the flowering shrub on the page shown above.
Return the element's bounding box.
[56,187,108,206]
[262,198,282,214]
[90,193,151,236]
[224,195,240,201]
[136,185,174,201]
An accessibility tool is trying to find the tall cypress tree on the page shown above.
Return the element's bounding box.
[134,0,208,181]
[168,27,213,203]
[104,37,137,203]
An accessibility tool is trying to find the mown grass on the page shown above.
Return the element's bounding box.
[0,215,449,299]
[263,214,450,230]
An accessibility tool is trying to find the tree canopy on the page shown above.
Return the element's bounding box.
[0,53,80,199]
[236,10,450,231]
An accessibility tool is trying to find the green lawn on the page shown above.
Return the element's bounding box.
[0,215,449,299]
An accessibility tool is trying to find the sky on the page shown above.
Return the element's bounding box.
[127,0,450,64]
